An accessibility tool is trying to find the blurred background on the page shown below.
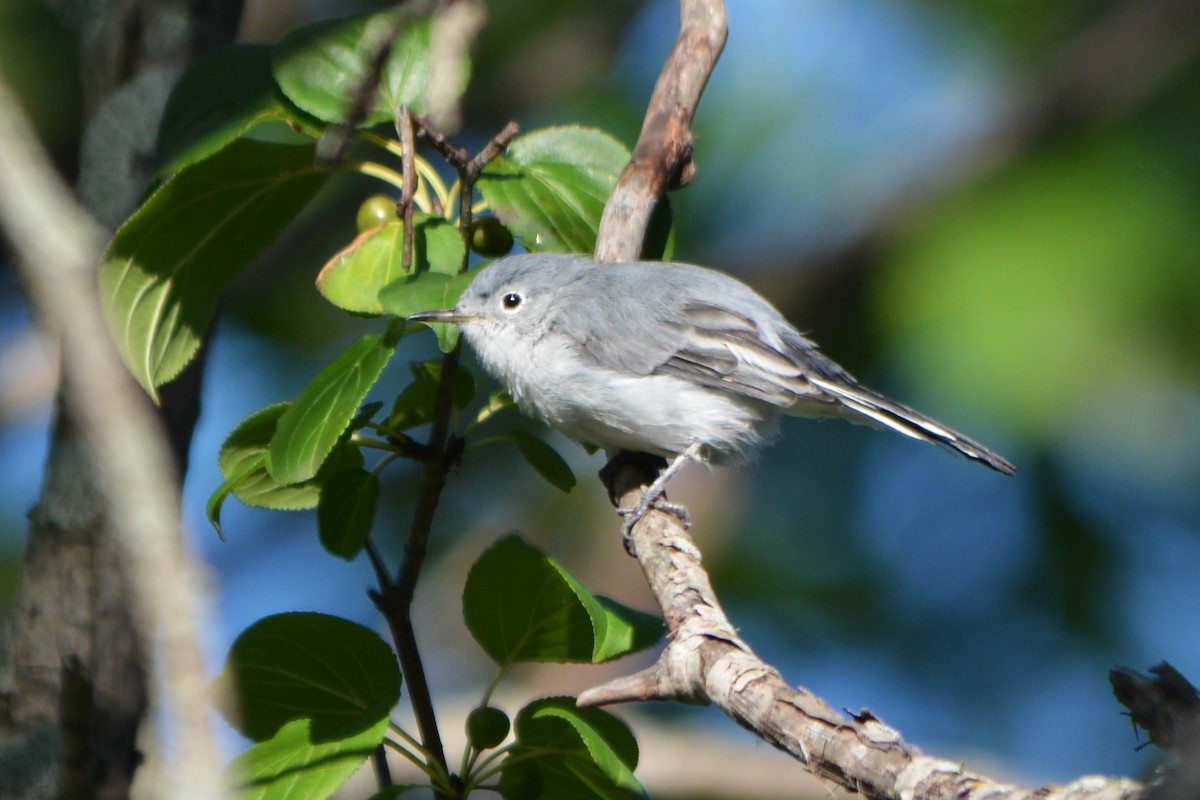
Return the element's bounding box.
[3,0,1200,796]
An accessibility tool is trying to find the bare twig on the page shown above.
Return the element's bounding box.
[399,105,417,271]
[0,77,225,800]
[584,1,1146,798]
[369,119,517,792]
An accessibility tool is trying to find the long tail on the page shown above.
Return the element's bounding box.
[807,376,1016,475]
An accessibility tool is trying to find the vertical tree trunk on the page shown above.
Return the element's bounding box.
[0,2,242,797]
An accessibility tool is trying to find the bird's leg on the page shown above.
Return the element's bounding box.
[617,442,703,540]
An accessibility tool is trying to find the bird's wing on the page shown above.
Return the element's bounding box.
[567,297,841,408]
[563,292,1017,474]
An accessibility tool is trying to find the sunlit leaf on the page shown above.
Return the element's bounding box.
[208,404,365,534]
[317,215,465,314]
[273,10,445,126]
[99,140,327,398]
[267,334,397,485]
[477,126,674,258]
[230,717,386,800]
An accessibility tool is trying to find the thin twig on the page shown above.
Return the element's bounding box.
[372,118,520,790]
[398,105,417,272]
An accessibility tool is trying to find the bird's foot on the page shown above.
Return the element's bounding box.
[615,442,703,550]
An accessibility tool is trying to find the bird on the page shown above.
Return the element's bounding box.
[409,252,1014,533]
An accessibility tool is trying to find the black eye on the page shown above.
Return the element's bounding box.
[501,292,522,310]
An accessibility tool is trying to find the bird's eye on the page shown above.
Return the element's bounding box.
[501,292,522,311]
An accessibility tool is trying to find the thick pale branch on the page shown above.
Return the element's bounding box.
[584,1,1147,798]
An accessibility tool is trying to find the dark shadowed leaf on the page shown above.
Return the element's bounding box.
[387,360,475,431]
[500,697,644,800]
[272,11,450,126]
[463,535,661,666]
[317,468,380,560]
[502,429,576,492]
[156,44,298,175]
[217,612,400,743]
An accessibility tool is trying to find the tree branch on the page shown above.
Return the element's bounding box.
[593,0,727,262]
[585,2,1147,798]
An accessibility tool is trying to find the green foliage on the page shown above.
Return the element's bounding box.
[99,140,328,398]
[494,430,577,493]
[318,215,466,315]
[218,613,401,797]
[479,125,673,259]
[266,333,398,485]
[273,12,449,126]
[207,403,366,535]
[388,360,476,431]
[219,612,402,742]
[463,535,662,665]
[98,6,679,796]
[318,468,381,560]
[232,717,390,800]
[155,44,293,175]
[501,698,644,800]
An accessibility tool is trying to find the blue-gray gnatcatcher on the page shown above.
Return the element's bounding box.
[410,253,1015,530]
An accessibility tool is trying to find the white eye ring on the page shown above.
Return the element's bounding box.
[501,292,522,311]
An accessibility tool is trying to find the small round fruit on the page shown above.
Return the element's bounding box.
[466,705,510,749]
[356,194,397,231]
[470,216,514,257]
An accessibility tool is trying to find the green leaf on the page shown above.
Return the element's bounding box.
[208,403,365,533]
[478,126,673,256]
[502,697,644,800]
[463,535,662,666]
[317,215,465,314]
[268,334,397,485]
[230,717,387,800]
[273,10,442,127]
[388,360,474,431]
[156,44,297,176]
[592,597,664,664]
[378,269,477,352]
[317,468,380,560]
[502,430,576,492]
[218,612,401,742]
[100,139,327,398]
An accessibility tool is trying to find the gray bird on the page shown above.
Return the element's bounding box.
[409,253,1014,531]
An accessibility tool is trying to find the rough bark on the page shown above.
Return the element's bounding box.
[585,1,1155,798]
[0,2,242,798]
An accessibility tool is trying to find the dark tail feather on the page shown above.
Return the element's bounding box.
[808,377,1017,475]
